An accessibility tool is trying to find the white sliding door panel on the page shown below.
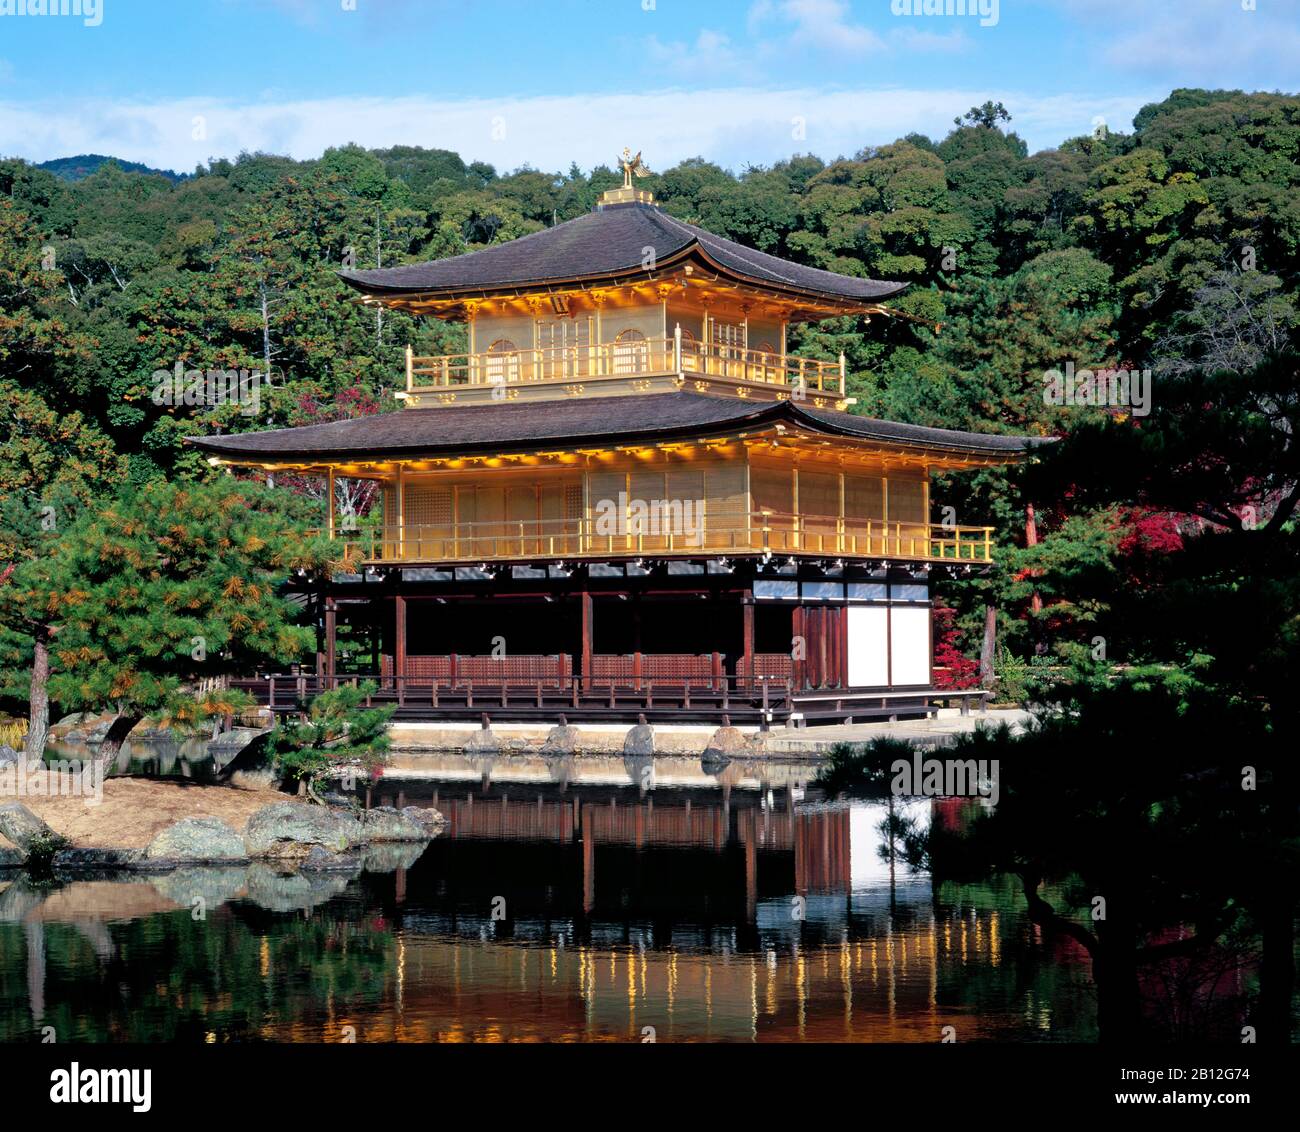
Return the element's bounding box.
[847,605,888,687]
[889,606,931,686]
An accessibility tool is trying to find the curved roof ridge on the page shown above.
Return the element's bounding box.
[650,209,898,296]
[337,202,904,303]
[186,391,1044,463]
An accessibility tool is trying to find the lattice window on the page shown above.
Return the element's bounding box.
[405,486,451,528]
[887,478,926,524]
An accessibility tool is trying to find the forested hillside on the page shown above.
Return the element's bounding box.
[2,87,1298,705]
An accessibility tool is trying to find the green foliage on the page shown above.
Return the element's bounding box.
[813,737,916,796]
[266,681,395,789]
[0,477,326,726]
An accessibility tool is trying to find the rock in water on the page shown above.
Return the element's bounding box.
[145,817,249,863]
[243,802,358,858]
[0,838,26,867]
[702,724,750,774]
[402,805,447,832]
[540,723,580,757]
[624,715,655,757]
[354,806,435,842]
[0,802,59,853]
[464,728,499,755]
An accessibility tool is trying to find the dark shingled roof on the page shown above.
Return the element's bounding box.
[338,202,906,304]
[188,392,1044,463]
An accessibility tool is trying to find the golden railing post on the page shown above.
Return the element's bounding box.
[326,466,335,540]
[839,352,846,397]
[405,344,413,393]
[674,323,682,374]
[396,464,406,561]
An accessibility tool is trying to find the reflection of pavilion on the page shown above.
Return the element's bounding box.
[324,792,1028,1042]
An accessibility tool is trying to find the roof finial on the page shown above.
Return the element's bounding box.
[599,149,656,209]
[619,147,651,189]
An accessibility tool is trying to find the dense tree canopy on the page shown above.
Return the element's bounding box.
[0,86,1296,725]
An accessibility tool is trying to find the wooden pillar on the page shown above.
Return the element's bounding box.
[314,595,325,678]
[394,594,407,698]
[792,605,806,691]
[580,590,593,690]
[741,591,755,688]
[815,607,827,689]
[325,598,337,681]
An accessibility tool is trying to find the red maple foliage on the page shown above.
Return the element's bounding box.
[932,605,980,689]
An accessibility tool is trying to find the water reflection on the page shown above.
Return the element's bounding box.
[0,782,1098,1043]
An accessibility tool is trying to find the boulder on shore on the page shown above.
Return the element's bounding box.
[243,802,358,859]
[145,817,249,863]
[0,802,60,853]
[0,837,26,868]
[701,723,751,774]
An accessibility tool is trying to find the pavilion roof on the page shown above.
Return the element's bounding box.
[188,392,1045,465]
[338,201,906,308]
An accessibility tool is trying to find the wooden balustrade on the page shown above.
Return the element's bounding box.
[311,512,995,565]
[405,337,844,395]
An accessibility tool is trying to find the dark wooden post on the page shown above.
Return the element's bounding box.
[394,594,406,705]
[817,606,828,689]
[792,605,806,690]
[580,589,593,691]
[325,597,337,682]
[741,590,755,689]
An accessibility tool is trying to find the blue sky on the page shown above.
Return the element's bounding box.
[1,0,1296,174]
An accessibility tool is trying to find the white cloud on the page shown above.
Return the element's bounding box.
[0,87,1161,174]
[748,0,887,56]
[645,29,743,76]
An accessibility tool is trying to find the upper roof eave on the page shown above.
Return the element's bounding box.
[185,392,1046,466]
[336,202,907,309]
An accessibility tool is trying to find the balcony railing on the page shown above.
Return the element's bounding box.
[316,513,994,565]
[406,336,846,395]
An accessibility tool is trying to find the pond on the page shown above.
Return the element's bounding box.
[0,777,1100,1042]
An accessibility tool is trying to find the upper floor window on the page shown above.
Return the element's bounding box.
[485,338,519,385]
[613,328,648,374]
[678,327,700,371]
